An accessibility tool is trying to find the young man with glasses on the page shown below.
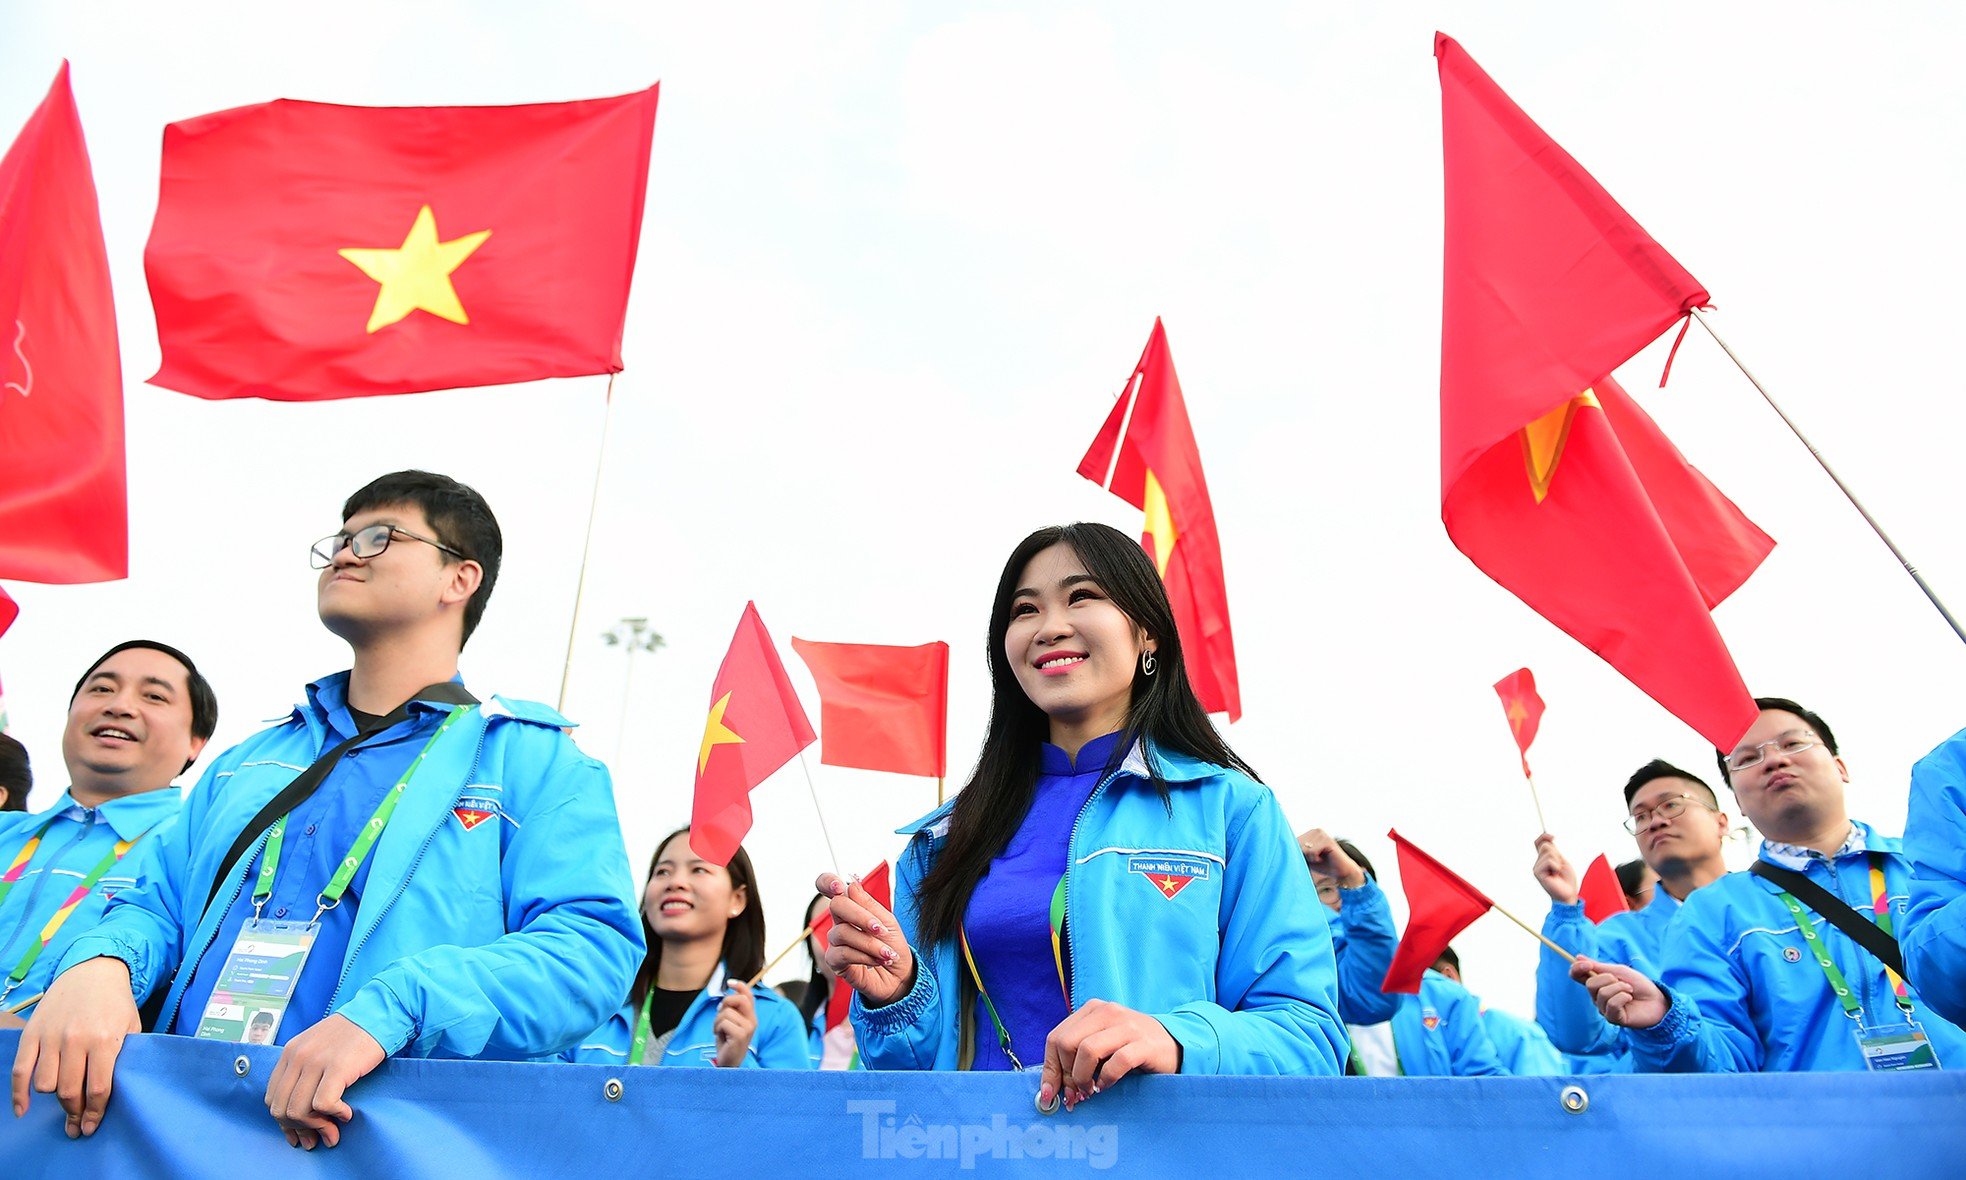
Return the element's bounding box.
[1527,759,1730,1072]
[13,471,643,1148]
[1570,697,1966,1071]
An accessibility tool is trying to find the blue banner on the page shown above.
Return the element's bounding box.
[3,1032,1962,1176]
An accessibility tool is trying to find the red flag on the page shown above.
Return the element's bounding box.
[1578,853,1629,924]
[1437,34,1768,751]
[1492,668,1546,778]
[813,861,891,1031]
[690,602,816,866]
[0,587,16,641]
[146,84,659,401]
[1383,829,1494,993]
[789,639,948,778]
[0,64,126,584]
[1077,319,1241,720]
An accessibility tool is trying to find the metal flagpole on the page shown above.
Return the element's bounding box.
[557,372,620,712]
[1692,308,1966,645]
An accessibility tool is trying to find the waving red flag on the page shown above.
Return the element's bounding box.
[1078,319,1241,720]
[1437,33,1767,751]
[1578,853,1630,924]
[1491,668,1545,778]
[814,861,891,1031]
[0,587,16,641]
[690,602,816,866]
[146,83,658,401]
[1384,829,1495,993]
[790,639,948,778]
[0,64,126,585]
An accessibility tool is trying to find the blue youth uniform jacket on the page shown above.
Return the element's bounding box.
[0,788,181,1011]
[1628,822,1966,1072]
[1383,972,1506,1077]
[565,966,812,1068]
[1905,727,1966,1026]
[1535,889,1679,1072]
[1479,1005,1565,1076]
[1324,877,1398,1025]
[853,742,1346,1074]
[57,673,645,1060]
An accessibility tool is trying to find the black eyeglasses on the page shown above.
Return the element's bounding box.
[310,523,468,569]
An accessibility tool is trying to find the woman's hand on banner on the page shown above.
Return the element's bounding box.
[816,871,915,1008]
[1037,999,1182,1112]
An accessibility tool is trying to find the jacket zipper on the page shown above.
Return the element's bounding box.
[159,827,269,1032]
[1060,759,1131,1012]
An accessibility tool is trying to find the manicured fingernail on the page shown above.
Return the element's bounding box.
[1091,1084,1101,1095]
[880,946,897,963]
[869,921,886,934]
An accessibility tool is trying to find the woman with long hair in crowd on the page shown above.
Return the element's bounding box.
[816,522,1343,1107]
[568,826,811,1068]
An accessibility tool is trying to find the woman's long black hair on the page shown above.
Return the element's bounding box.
[629,825,768,1008]
[912,522,1260,949]
[798,891,830,1030]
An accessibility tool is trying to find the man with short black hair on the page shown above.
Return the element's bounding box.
[14,471,643,1147]
[1573,697,1966,1071]
[0,642,217,1029]
[1529,757,1731,1072]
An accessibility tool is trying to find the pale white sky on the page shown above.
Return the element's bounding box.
[3,3,1963,1020]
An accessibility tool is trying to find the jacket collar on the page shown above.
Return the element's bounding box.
[893,738,1223,837]
[1759,819,1895,871]
[41,786,182,842]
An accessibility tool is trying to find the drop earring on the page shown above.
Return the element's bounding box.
[1141,650,1157,676]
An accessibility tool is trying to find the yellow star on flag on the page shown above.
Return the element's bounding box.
[1142,468,1179,576]
[1518,389,1600,504]
[697,691,746,774]
[1505,697,1529,736]
[338,205,492,334]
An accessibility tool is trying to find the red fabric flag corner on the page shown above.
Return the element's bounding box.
[0,63,127,584]
[146,83,659,401]
[1436,34,1767,751]
[1578,853,1629,924]
[689,602,816,867]
[1491,668,1546,778]
[1076,318,1241,720]
[815,861,891,1031]
[0,587,17,641]
[790,638,948,778]
[1383,829,1494,994]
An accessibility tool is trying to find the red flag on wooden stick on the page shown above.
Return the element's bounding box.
[146,83,658,401]
[1579,853,1630,924]
[1436,33,1767,751]
[1384,829,1494,993]
[813,861,891,1031]
[1491,668,1545,778]
[0,64,126,585]
[1077,319,1241,721]
[790,639,948,778]
[690,602,815,866]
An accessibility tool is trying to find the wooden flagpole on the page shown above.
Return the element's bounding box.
[557,373,619,712]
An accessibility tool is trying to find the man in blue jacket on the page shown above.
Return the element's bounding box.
[1903,726,1966,1025]
[12,471,643,1148]
[1573,697,1966,1071]
[0,641,216,1027]
[1529,759,1730,1072]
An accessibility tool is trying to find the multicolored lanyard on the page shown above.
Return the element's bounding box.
[1775,853,1914,1022]
[0,824,157,1006]
[0,815,63,908]
[252,706,468,924]
[959,876,1070,1072]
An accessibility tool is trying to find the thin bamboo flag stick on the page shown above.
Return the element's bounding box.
[747,919,820,988]
[1491,901,1575,962]
[4,990,43,1015]
[557,372,620,711]
[1693,308,1966,644]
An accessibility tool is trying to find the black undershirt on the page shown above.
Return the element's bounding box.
[644,986,698,1038]
[349,707,386,732]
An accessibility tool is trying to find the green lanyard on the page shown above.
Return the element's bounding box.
[959,876,1070,1072]
[252,706,468,923]
[629,988,656,1065]
[1776,869,1915,1023]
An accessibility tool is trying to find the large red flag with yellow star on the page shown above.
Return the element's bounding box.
[145,84,658,401]
[691,602,816,867]
[1077,318,1241,721]
[1437,33,1770,750]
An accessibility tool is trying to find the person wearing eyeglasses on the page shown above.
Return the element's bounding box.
[1570,697,1966,1072]
[13,471,643,1148]
[1527,759,1731,1073]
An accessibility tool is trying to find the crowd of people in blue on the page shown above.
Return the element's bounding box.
[2,469,1963,1151]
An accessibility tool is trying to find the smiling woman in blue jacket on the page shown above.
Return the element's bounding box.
[567,827,810,1069]
[817,523,1344,1109]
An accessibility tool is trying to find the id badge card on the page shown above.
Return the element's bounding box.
[193,918,319,1044]
[1856,1018,1943,1072]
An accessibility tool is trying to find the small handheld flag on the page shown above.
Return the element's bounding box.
[690,602,815,867]
[1578,853,1630,924]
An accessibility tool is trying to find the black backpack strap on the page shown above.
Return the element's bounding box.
[1749,859,1906,979]
[198,681,478,922]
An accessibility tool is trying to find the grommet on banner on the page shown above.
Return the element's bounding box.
[1559,1084,1589,1114]
[603,1078,624,1102]
[232,1056,251,1077]
[1034,1089,1060,1116]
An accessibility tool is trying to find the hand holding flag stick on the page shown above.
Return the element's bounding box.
[746,861,892,988]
